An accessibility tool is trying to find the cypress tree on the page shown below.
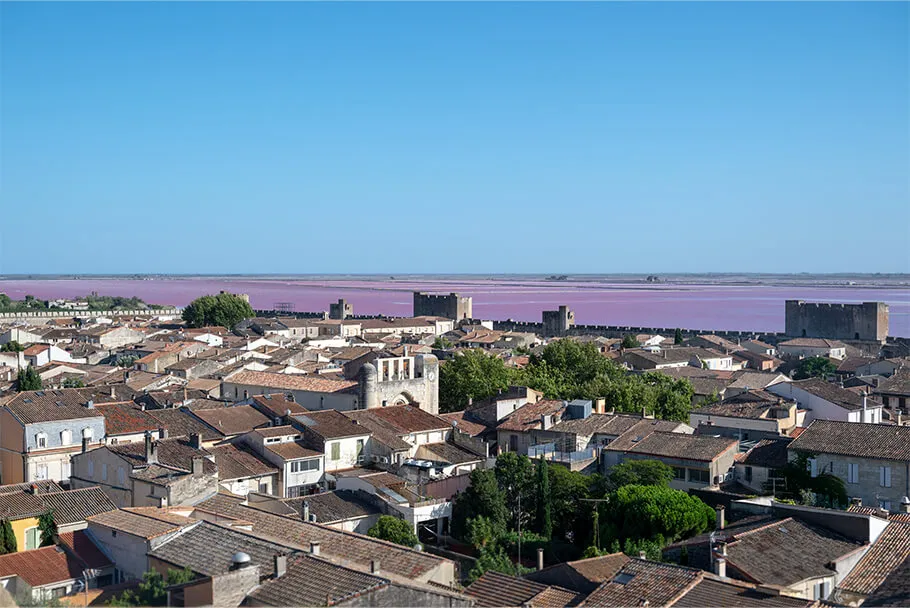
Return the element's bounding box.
[674,328,683,345]
[535,459,552,538]
[38,510,58,547]
[0,519,16,554]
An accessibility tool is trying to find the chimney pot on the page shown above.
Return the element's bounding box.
[189,433,202,450]
[716,505,725,530]
[370,560,380,574]
[310,541,320,556]
[537,547,544,571]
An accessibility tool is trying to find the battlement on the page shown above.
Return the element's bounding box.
[413,291,472,320]
[785,300,888,343]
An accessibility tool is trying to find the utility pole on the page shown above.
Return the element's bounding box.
[516,488,521,575]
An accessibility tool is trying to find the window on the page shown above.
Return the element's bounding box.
[808,458,818,478]
[880,466,892,488]
[102,463,108,481]
[509,435,518,453]
[117,467,126,485]
[689,469,711,484]
[35,464,48,480]
[881,501,893,511]
[330,442,340,461]
[88,460,94,478]
[60,430,72,446]
[25,527,39,550]
[291,459,319,473]
[744,466,753,483]
[82,428,93,441]
[61,460,71,480]
[814,581,830,600]
[259,482,269,494]
[673,467,686,481]
[848,463,859,484]
[356,439,364,458]
[35,433,47,449]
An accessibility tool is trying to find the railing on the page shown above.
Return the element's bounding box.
[529,443,597,463]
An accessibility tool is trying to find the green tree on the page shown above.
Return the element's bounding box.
[182,293,254,329]
[494,452,536,531]
[451,468,508,540]
[367,515,420,547]
[38,510,58,547]
[432,336,453,350]
[468,545,522,583]
[608,460,674,490]
[777,451,847,508]
[674,328,683,345]
[535,459,552,538]
[547,463,591,542]
[17,366,42,392]
[0,341,24,352]
[0,294,11,309]
[603,485,714,547]
[621,335,640,349]
[0,519,17,554]
[117,356,138,368]
[439,349,517,412]
[467,516,502,551]
[62,377,85,388]
[793,357,837,380]
[108,568,195,607]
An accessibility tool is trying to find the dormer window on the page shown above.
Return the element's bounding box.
[35,433,47,449]
[82,428,93,441]
[60,430,72,446]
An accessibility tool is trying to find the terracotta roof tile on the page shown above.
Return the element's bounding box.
[226,370,358,393]
[839,522,910,595]
[0,545,84,587]
[788,420,910,461]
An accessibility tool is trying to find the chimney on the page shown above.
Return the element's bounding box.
[851,497,863,508]
[638,551,646,560]
[192,456,203,476]
[110,386,115,398]
[274,554,287,578]
[467,397,473,407]
[29,483,39,495]
[309,541,320,556]
[716,505,725,530]
[537,547,544,571]
[897,410,903,427]
[159,427,168,440]
[714,542,727,578]
[638,599,650,608]
[189,433,202,450]
[302,502,310,522]
[863,392,868,412]
[86,400,94,410]
[370,560,380,574]
[901,497,910,514]
[145,433,158,464]
[82,437,89,454]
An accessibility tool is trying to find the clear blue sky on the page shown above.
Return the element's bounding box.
[1,2,907,275]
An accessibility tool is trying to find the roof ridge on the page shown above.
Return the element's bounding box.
[730,517,793,540]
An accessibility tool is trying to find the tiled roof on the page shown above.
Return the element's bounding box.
[225,370,358,393]
[246,553,388,607]
[725,517,863,586]
[87,509,190,539]
[439,411,489,437]
[295,409,371,440]
[209,444,279,480]
[0,490,46,520]
[0,545,84,587]
[693,389,786,419]
[788,420,910,461]
[602,419,691,452]
[251,393,309,417]
[465,570,581,607]
[878,370,910,396]
[838,522,910,595]
[284,490,380,524]
[194,493,447,580]
[58,530,113,570]
[789,378,874,411]
[109,437,216,475]
[581,559,702,607]
[96,403,161,435]
[4,388,106,424]
[144,407,224,441]
[738,439,790,469]
[622,431,737,462]
[525,553,630,594]
[360,405,449,434]
[497,400,567,432]
[191,405,271,436]
[344,410,413,451]
[0,480,62,494]
[149,520,290,576]
[549,414,645,437]
[674,575,815,607]
[417,442,484,465]
[779,338,847,348]
[863,554,910,607]
[265,442,323,461]
[40,487,117,526]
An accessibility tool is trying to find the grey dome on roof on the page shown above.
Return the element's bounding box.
[232,552,251,564]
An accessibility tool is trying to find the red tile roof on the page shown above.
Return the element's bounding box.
[0,545,83,587]
[58,530,113,570]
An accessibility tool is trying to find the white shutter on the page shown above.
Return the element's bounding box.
[880,466,892,488]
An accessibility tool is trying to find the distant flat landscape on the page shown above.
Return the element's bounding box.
[2,275,908,337]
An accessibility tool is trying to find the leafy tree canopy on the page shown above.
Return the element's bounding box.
[1,341,24,352]
[621,335,640,349]
[451,468,508,540]
[439,349,515,412]
[603,484,715,545]
[17,367,42,392]
[793,357,837,380]
[608,460,674,490]
[182,293,254,329]
[38,510,58,547]
[367,515,419,548]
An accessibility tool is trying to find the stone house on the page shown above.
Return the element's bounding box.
[768,379,883,424]
[689,389,802,442]
[778,338,848,361]
[734,438,791,493]
[787,420,910,512]
[76,326,146,350]
[242,426,324,497]
[292,410,372,476]
[0,390,106,485]
[875,370,910,415]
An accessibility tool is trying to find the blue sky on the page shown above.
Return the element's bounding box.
[1,2,907,275]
